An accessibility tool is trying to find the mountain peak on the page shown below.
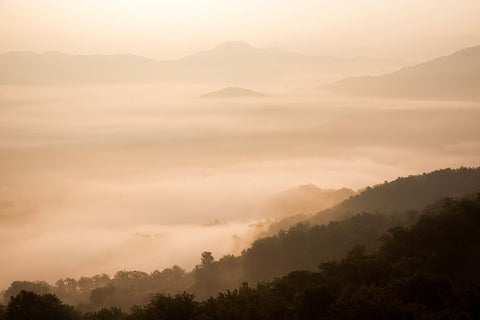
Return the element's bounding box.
[213,41,256,52]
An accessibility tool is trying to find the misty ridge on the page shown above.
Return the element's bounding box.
[2,41,479,102]
[0,41,405,85]
[326,45,480,101]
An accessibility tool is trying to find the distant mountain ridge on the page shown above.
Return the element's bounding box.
[182,41,322,63]
[0,42,404,84]
[0,51,160,84]
[327,45,480,100]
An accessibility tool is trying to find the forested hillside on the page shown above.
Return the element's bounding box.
[1,195,479,319]
[1,168,479,311]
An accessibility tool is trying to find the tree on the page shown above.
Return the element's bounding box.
[3,281,51,304]
[82,307,125,320]
[6,291,79,320]
[89,285,116,307]
[201,252,215,267]
[130,293,199,320]
[56,278,78,296]
[78,277,95,294]
[0,305,6,320]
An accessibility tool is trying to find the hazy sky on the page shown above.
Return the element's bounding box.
[1,0,479,60]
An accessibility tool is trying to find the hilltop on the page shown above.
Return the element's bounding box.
[200,87,266,98]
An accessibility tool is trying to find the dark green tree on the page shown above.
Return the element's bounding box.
[6,291,79,320]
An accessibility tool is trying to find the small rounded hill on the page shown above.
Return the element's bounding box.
[200,87,266,99]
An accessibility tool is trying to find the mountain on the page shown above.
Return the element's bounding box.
[327,45,480,101]
[0,42,405,85]
[223,167,480,291]
[182,41,323,64]
[261,167,480,239]
[310,167,480,225]
[200,87,266,98]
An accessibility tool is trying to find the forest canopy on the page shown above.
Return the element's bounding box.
[1,194,479,319]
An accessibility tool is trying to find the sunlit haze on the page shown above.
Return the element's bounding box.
[0,0,479,315]
[1,0,480,60]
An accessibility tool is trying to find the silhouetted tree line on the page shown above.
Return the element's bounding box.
[2,266,193,312]
[1,195,479,319]
[1,210,418,308]
[192,210,420,299]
